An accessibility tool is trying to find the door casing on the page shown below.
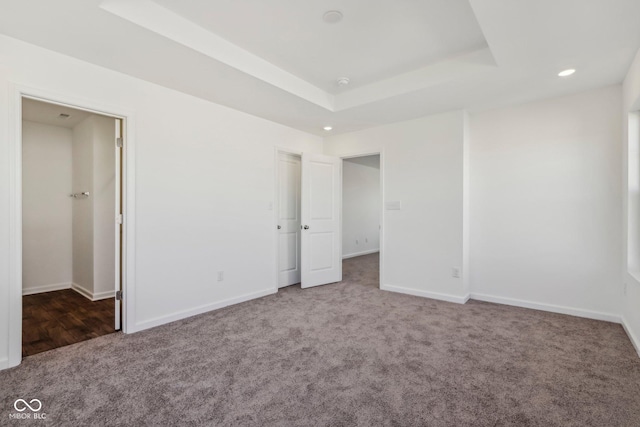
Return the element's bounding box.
[6,84,137,369]
[340,150,385,289]
[274,147,384,290]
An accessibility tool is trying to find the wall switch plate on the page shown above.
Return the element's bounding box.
[217,271,224,282]
[385,201,401,210]
[452,267,460,278]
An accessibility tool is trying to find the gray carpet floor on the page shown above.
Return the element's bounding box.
[2,253,640,426]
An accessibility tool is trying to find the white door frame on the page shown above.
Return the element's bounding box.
[273,147,303,291]
[339,150,385,289]
[7,84,137,368]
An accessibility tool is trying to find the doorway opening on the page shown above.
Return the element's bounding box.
[341,154,381,288]
[21,97,123,357]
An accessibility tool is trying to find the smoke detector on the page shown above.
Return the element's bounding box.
[337,77,350,87]
[323,10,343,24]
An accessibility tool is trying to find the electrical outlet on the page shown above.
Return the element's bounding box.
[451,267,460,278]
[217,271,224,282]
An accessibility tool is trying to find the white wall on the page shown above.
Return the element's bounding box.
[623,48,640,355]
[90,115,116,299]
[0,35,323,369]
[3,33,635,369]
[325,111,468,303]
[342,155,380,258]
[22,120,73,294]
[71,117,94,295]
[22,114,116,300]
[469,85,623,320]
[71,114,116,300]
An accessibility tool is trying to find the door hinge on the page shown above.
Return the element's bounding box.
[116,137,123,148]
[117,214,123,224]
[116,290,123,301]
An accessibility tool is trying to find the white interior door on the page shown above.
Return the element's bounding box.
[114,119,122,330]
[301,152,342,288]
[277,153,301,287]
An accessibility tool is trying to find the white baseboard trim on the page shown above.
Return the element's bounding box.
[134,288,277,332]
[70,283,115,301]
[92,290,116,301]
[22,282,72,296]
[0,357,9,371]
[621,316,640,358]
[23,282,115,301]
[469,292,621,324]
[381,284,470,304]
[71,283,93,300]
[343,249,379,260]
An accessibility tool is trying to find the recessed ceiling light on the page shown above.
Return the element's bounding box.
[323,126,333,131]
[323,10,343,24]
[558,69,576,77]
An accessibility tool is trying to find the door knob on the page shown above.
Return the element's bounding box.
[303,225,309,230]
[277,225,281,229]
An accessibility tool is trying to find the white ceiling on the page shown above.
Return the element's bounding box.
[153,0,489,93]
[22,98,92,129]
[1,0,640,136]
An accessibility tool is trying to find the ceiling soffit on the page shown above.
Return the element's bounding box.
[99,0,497,112]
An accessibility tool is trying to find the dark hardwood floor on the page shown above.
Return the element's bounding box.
[22,289,116,357]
